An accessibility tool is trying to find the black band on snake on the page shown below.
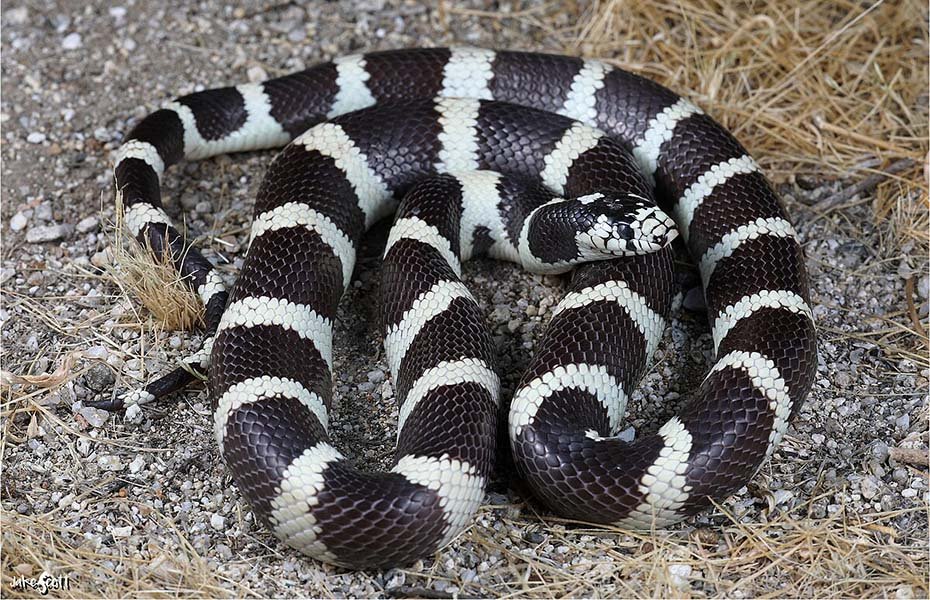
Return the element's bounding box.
[101,47,817,569]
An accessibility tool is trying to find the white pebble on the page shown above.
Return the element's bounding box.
[111,525,133,538]
[773,489,794,505]
[128,455,145,474]
[210,514,226,530]
[79,407,109,428]
[26,132,46,144]
[61,32,82,50]
[97,455,123,471]
[667,564,692,587]
[247,66,267,83]
[84,345,109,359]
[617,426,636,442]
[76,216,99,233]
[6,7,28,24]
[26,224,69,243]
[125,403,143,423]
[9,213,27,232]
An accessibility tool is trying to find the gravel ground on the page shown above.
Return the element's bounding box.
[2,1,927,598]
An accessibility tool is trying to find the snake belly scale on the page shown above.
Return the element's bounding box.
[106,47,818,569]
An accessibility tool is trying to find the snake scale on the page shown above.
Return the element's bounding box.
[100,47,817,569]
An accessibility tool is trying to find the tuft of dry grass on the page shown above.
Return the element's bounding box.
[109,191,204,332]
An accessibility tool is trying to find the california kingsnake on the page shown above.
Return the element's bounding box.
[102,47,817,569]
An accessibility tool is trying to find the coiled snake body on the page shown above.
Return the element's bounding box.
[106,48,817,569]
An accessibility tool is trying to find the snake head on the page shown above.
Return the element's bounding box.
[573,192,678,257]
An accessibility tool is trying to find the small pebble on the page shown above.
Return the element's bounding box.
[61,32,82,49]
[895,413,910,431]
[667,564,692,587]
[97,455,123,471]
[9,212,28,231]
[247,66,268,82]
[84,364,115,391]
[5,7,28,24]
[870,440,889,461]
[76,216,99,233]
[79,407,109,428]
[860,475,881,500]
[26,224,70,243]
[210,514,226,530]
[26,132,46,144]
[128,455,145,474]
[111,525,133,538]
[617,426,636,442]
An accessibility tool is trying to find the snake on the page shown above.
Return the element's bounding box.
[100,47,817,569]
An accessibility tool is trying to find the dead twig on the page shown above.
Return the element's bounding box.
[890,446,929,468]
[812,158,916,210]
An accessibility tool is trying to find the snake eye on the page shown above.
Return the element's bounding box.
[616,223,635,240]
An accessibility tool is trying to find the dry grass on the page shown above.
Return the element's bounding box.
[2,0,927,597]
[421,500,929,598]
[109,191,204,332]
[1,506,255,598]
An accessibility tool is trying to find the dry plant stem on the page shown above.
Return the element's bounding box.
[904,275,929,339]
[814,158,918,210]
[889,447,930,468]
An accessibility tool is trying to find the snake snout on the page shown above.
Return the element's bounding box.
[576,194,678,256]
